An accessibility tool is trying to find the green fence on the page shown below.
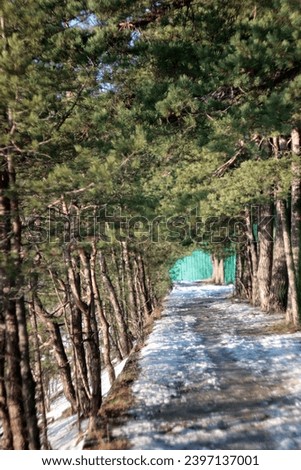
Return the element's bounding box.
[169,250,236,284]
[224,254,236,284]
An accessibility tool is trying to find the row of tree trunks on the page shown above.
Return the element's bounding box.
[236,130,301,327]
[0,152,40,449]
[98,249,130,358]
[121,241,139,336]
[33,295,77,412]
[239,202,292,318]
[1,176,157,448]
[91,245,115,386]
[26,234,157,444]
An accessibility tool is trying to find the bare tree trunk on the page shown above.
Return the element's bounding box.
[270,200,288,312]
[0,14,19,451]
[257,203,273,311]
[16,298,40,449]
[211,255,224,285]
[111,246,126,313]
[69,302,90,416]
[235,251,243,297]
[278,200,300,326]
[98,250,129,358]
[211,255,218,284]
[145,266,157,310]
[291,128,301,299]
[0,150,40,449]
[8,150,40,449]
[235,250,251,300]
[272,135,299,323]
[5,302,28,449]
[104,301,123,362]
[132,259,144,337]
[0,312,13,449]
[218,259,224,284]
[33,295,77,411]
[64,248,90,416]
[245,208,259,305]
[136,252,153,316]
[78,248,102,423]
[0,152,14,449]
[29,306,51,449]
[121,241,139,337]
[133,256,149,322]
[91,245,115,385]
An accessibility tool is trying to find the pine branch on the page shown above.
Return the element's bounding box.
[213,148,244,177]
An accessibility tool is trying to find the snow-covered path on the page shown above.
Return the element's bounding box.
[113,283,301,450]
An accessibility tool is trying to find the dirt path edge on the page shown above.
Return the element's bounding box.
[83,307,162,450]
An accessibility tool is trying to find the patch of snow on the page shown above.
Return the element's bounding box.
[47,358,128,450]
[113,282,301,450]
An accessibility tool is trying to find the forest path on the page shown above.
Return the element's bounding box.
[112,283,301,450]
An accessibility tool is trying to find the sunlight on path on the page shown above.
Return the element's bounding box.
[113,283,301,450]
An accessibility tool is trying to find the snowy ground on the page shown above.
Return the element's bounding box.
[113,282,301,450]
[47,359,127,450]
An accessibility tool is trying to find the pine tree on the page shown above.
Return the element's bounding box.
[0,0,100,448]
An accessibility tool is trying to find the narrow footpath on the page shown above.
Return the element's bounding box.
[112,283,301,450]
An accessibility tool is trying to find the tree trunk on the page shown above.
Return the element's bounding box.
[4,298,28,449]
[104,301,123,361]
[278,200,300,326]
[33,296,77,411]
[30,306,51,449]
[235,251,243,297]
[269,200,288,312]
[7,151,40,449]
[245,208,259,305]
[1,151,39,449]
[235,250,251,300]
[121,241,139,337]
[78,248,102,422]
[0,312,13,449]
[132,258,144,337]
[272,135,298,323]
[291,128,301,299]
[111,246,126,313]
[70,302,90,416]
[91,245,115,385]
[98,250,130,358]
[64,248,91,416]
[133,257,149,322]
[16,298,40,449]
[211,255,224,285]
[136,252,153,316]
[0,155,14,449]
[257,203,273,311]
[145,266,157,311]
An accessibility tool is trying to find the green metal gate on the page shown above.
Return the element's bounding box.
[169,250,236,284]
